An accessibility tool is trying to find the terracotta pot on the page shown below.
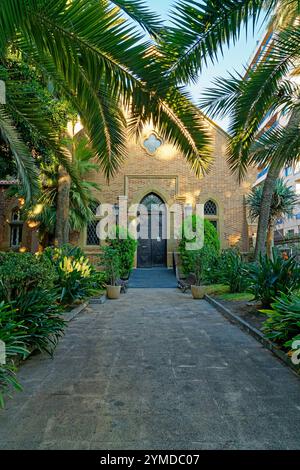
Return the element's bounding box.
[191,285,206,299]
[106,285,121,299]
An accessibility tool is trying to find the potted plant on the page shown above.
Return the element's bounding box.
[107,226,137,280]
[190,249,207,299]
[99,246,121,299]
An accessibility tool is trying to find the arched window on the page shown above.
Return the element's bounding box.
[204,200,217,216]
[204,199,219,231]
[86,202,100,246]
[10,208,23,248]
[140,193,165,212]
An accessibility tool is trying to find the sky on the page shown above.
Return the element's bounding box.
[146,0,267,131]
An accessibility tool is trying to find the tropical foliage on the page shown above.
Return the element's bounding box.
[248,250,300,307]
[44,244,98,304]
[0,0,213,203]
[0,56,73,200]
[0,245,101,406]
[218,249,250,294]
[262,293,300,362]
[0,301,28,408]
[163,0,300,258]
[12,135,101,247]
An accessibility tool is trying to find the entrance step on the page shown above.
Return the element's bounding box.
[129,268,177,288]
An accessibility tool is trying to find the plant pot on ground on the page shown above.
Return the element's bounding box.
[99,246,121,300]
[190,248,210,299]
[106,285,121,299]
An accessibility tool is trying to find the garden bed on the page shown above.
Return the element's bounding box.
[214,296,267,332]
[205,292,300,376]
[204,284,266,331]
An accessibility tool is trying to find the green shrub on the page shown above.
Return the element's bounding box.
[179,217,220,276]
[218,249,250,293]
[99,246,120,286]
[262,294,300,362]
[107,226,137,279]
[44,244,98,304]
[0,252,57,301]
[189,247,216,286]
[248,250,300,307]
[0,302,28,407]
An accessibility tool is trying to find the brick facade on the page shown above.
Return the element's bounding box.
[0,120,256,264]
[78,120,256,267]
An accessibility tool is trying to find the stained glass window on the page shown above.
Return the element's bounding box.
[143,134,162,154]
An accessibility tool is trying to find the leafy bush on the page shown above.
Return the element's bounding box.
[248,250,300,307]
[189,247,216,286]
[107,226,137,279]
[44,244,98,304]
[0,252,56,301]
[262,294,300,361]
[99,246,120,286]
[218,249,250,293]
[179,217,220,275]
[0,302,28,407]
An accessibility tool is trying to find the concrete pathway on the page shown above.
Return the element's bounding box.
[129,268,177,288]
[0,288,300,450]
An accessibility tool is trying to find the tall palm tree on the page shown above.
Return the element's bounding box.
[13,135,100,248]
[161,0,300,257]
[246,178,298,257]
[0,0,212,207]
[200,26,300,257]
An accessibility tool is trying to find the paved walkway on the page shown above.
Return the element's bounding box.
[129,268,177,288]
[1,289,300,449]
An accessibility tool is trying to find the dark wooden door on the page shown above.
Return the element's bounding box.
[137,194,167,268]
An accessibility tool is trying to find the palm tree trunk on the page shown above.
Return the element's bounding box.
[54,164,71,246]
[254,160,281,259]
[266,224,274,259]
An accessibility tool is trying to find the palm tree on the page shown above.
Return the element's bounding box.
[161,0,300,257]
[18,135,100,248]
[0,0,212,208]
[246,179,298,257]
[200,26,300,257]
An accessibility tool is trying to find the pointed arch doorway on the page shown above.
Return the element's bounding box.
[137,193,167,268]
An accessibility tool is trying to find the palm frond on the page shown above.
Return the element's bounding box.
[109,0,164,38]
[0,105,38,201]
[199,71,245,118]
[161,0,274,83]
[227,26,300,179]
[249,118,300,168]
